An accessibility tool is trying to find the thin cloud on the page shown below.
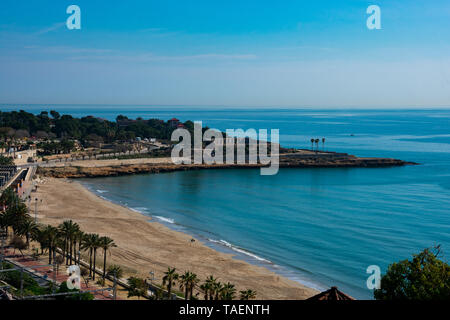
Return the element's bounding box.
[34,22,65,35]
[66,51,257,62]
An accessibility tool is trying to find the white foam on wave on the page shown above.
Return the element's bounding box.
[208,239,271,263]
[96,189,108,194]
[154,216,175,224]
[129,207,149,214]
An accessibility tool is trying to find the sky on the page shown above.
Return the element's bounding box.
[0,0,449,108]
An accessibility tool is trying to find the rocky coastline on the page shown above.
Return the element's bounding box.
[36,152,417,179]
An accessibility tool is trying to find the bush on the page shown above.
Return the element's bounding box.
[56,281,94,300]
[0,155,14,166]
[374,246,450,300]
[0,262,50,296]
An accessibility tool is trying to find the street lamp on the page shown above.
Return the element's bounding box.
[34,198,42,224]
[149,271,155,284]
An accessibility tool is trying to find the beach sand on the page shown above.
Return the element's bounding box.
[33,177,318,299]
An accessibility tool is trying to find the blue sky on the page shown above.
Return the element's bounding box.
[0,0,449,107]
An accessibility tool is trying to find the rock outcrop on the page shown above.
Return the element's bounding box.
[37,152,416,178]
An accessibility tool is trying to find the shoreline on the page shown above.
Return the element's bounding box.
[81,181,327,293]
[36,154,415,179]
[33,177,319,299]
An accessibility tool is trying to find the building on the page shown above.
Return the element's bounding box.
[168,118,180,128]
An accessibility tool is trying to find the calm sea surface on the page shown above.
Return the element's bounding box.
[3,105,450,299]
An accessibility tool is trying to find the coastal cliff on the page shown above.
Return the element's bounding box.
[36,152,416,178]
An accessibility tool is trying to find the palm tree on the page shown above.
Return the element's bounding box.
[33,227,49,254]
[310,138,314,151]
[59,220,80,265]
[162,267,179,299]
[75,230,84,265]
[127,277,147,300]
[0,210,14,238]
[188,273,199,300]
[322,137,326,151]
[179,271,192,300]
[68,222,80,265]
[81,233,98,278]
[107,264,123,280]
[59,220,71,264]
[205,275,217,300]
[315,139,320,152]
[239,289,257,300]
[6,202,29,236]
[99,236,116,280]
[199,283,210,300]
[43,225,59,264]
[213,281,223,300]
[17,219,38,247]
[220,282,236,300]
[179,271,199,300]
[91,234,101,280]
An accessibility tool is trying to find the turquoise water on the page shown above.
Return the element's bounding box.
[3,105,450,299]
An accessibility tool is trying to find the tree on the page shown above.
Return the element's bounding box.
[220,282,236,300]
[42,225,59,264]
[107,265,123,280]
[80,266,90,287]
[374,246,450,300]
[57,281,94,300]
[162,267,179,299]
[10,235,27,256]
[81,233,100,279]
[59,220,79,265]
[0,155,14,166]
[179,271,198,300]
[54,255,65,274]
[91,234,101,280]
[99,236,116,280]
[213,281,223,300]
[17,219,38,247]
[240,289,257,300]
[50,110,60,120]
[127,277,148,300]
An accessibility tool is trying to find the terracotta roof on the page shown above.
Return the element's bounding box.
[307,287,355,301]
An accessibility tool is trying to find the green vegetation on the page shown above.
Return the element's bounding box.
[127,277,148,300]
[37,140,75,156]
[374,246,450,300]
[106,265,123,279]
[0,188,114,299]
[0,110,190,143]
[56,281,94,300]
[0,262,49,296]
[0,155,14,165]
[156,267,256,300]
[239,289,257,300]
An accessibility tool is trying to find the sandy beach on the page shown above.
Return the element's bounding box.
[33,177,318,299]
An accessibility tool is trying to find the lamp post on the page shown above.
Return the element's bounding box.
[149,271,155,284]
[34,198,38,223]
[34,198,42,224]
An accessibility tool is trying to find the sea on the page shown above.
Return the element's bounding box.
[2,104,449,299]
